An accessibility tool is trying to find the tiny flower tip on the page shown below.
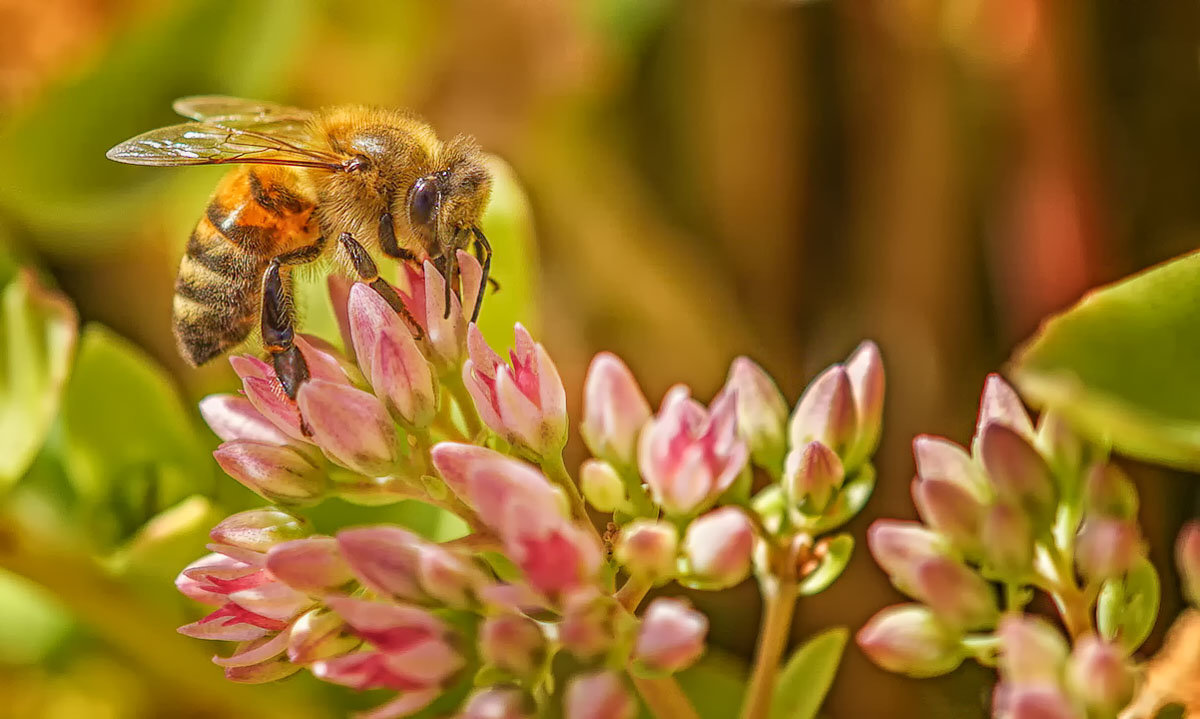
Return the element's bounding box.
[790,364,858,455]
[615,520,679,582]
[784,441,844,512]
[210,508,309,553]
[856,604,965,678]
[977,373,1034,438]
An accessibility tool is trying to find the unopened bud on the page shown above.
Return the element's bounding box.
[783,441,844,513]
[913,435,987,497]
[683,507,754,589]
[564,671,635,719]
[615,520,678,582]
[581,460,627,513]
[287,608,358,664]
[975,373,1035,438]
[1177,521,1200,606]
[634,598,708,674]
[417,545,482,609]
[997,615,1068,683]
[999,684,1081,719]
[213,441,326,505]
[265,537,353,594]
[866,520,949,595]
[790,366,858,456]
[581,352,652,467]
[856,604,965,677]
[1036,410,1084,480]
[912,557,998,631]
[479,614,547,678]
[297,380,399,476]
[912,477,984,555]
[559,590,623,660]
[845,340,885,468]
[1066,634,1136,715]
[722,357,789,472]
[1084,463,1139,520]
[348,283,437,429]
[978,422,1057,531]
[981,502,1034,580]
[210,508,309,553]
[1076,518,1143,582]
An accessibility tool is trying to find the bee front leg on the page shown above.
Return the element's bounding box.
[262,240,324,400]
[470,226,492,323]
[338,232,424,340]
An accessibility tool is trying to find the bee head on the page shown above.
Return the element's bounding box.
[404,135,492,256]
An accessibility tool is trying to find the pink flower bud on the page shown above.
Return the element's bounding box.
[976,373,1035,439]
[789,365,858,457]
[559,590,622,659]
[683,507,754,589]
[866,520,950,595]
[231,340,349,441]
[463,323,567,456]
[287,608,358,664]
[430,443,566,538]
[420,253,479,371]
[911,557,998,630]
[1075,518,1142,582]
[1036,410,1084,478]
[981,502,1034,579]
[265,537,353,594]
[581,352,652,467]
[995,684,1081,719]
[1066,635,1135,714]
[783,441,845,512]
[200,394,292,445]
[324,597,461,683]
[913,435,987,497]
[912,477,984,555]
[1177,521,1200,606]
[845,340,885,465]
[978,422,1057,530]
[856,604,965,677]
[564,671,636,719]
[223,655,300,684]
[358,690,440,719]
[210,509,309,554]
[479,613,547,677]
[997,615,1068,683]
[297,379,398,476]
[337,526,482,607]
[417,544,484,609]
[459,688,535,719]
[638,386,748,516]
[1083,462,1139,520]
[634,598,708,673]
[506,516,603,597]
[348,283,437,429]
[214,629,291,670]
[580,459,626,513]
[213,440,326,505]
[720,357,789,471]
[615,520,678,582]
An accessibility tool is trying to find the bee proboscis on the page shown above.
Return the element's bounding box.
[107,96,494,398]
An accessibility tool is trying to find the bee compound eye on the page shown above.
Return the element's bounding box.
[408,176,439,228]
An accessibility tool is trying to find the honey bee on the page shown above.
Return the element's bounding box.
[107,96,493,398]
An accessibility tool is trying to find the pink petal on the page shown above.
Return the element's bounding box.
[266,537,353,594]
[325,597,445,653]
[199,394,292,445]
[356,689,439,719]
[976,373,1034,439]
[213,627,291,668]
[241,373,308,442]
[336,526,426,601]
[298,380,398,476]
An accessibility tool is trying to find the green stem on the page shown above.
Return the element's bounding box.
[615,575,652,612]
[739,573,799,719]
[538,452,600,541]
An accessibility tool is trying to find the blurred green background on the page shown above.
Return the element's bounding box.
[0,0,1198,717]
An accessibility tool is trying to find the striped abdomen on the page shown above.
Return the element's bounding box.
[173,165,319,366]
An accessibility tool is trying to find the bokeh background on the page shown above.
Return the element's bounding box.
[0,0,1198,717]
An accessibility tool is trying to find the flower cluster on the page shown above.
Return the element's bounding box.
[179,252,887,719]
[856,374,1167,719]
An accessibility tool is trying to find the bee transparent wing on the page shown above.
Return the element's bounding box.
[106,121,343,169]
[172,95,310,123]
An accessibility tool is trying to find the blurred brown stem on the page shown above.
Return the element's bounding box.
[740,572,798,719]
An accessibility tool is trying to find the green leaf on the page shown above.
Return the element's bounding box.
[0,569,73,665]
[769,627,848,719]
[1010,251,1200,471]
[0,271,78,488]
[109,495,224,580]
[1097,556,1160,653]
[675,648,749,719]
[59,325,209,510]
[797,534,854,596]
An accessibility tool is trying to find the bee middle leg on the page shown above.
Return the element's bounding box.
[262,240,326,400]
[337,232,424,340]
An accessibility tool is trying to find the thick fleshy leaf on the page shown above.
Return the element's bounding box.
[769,627,848,719]
[0,271,77,487]
[1010,250,1200,470]
[1097,556,1160,653]
[797,534,854,596]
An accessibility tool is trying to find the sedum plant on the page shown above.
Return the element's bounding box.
[174,249,885,719]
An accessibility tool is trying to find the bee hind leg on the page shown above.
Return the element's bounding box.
[338,232,424,340]
[262,240,325,400]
